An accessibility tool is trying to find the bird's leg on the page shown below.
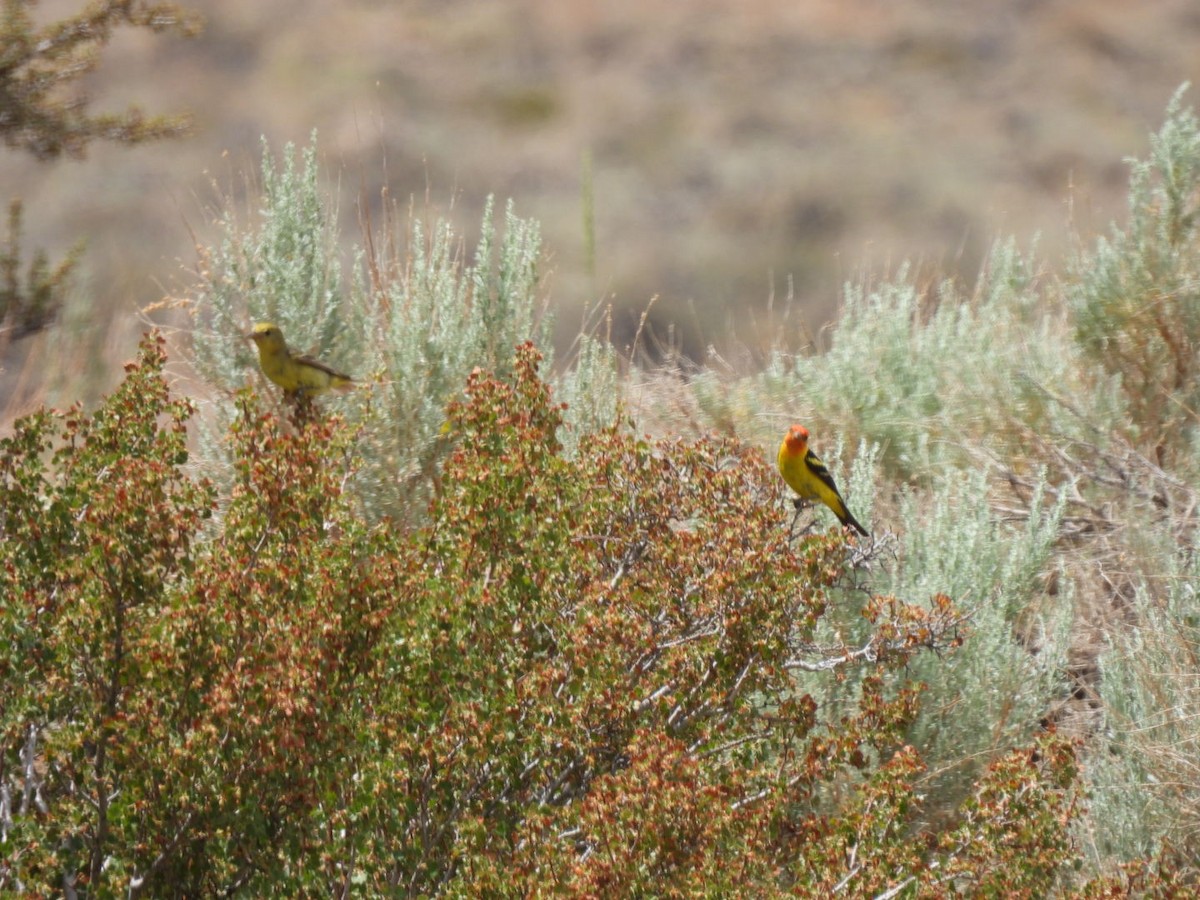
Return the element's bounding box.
[787,501,816,542]
[285,392,320,427]
[787,498,816,542]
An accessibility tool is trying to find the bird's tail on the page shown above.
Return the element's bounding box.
[833,503,869,537]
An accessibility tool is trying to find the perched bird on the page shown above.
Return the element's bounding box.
[778,424,868,537]
[246,322,354,400]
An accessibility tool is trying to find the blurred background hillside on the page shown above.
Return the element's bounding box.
[3,0,1200,413]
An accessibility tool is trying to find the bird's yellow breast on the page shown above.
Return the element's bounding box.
[778,443,819,500]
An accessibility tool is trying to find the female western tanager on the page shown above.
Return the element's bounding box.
[778,424,868,536]
[246,322,354,399]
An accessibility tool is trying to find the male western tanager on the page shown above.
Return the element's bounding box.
[246,322,354,399]
[778,424,868,536]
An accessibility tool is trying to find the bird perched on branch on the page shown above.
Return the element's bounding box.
[246,322,354,401]
[777,424,868,537]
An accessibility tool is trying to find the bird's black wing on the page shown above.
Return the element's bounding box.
[804,448,844,496]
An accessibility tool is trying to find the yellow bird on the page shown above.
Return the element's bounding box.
[778,424,868,537]
[246,322,354,400]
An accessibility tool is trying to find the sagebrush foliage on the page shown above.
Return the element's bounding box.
[190,139,349,405]
[189,137,616,522]
[1070,85,1200,463]
[1063,87,1200,874]
[759,238,1121,482]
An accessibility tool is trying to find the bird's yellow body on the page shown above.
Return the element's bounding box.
[778,424,868,536]
[246,322,353,399]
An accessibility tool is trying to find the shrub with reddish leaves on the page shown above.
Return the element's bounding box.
[0,334,1179,895]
